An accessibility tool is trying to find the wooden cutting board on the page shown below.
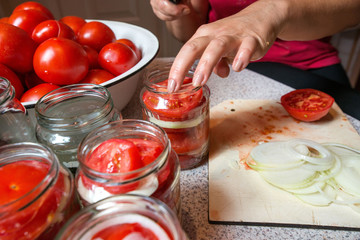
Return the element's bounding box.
[208,99,360,229]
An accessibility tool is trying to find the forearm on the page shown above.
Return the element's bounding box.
[275,0,360,40]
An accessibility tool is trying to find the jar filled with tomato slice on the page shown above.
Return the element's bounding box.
[35,83,121,170]
[76,119,181,216]
[140,62,210,170]
[0,77,36,146]
[56,194,188,240]
[0,142,80,240]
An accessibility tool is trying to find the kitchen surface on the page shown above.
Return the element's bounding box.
[123,58,360,239]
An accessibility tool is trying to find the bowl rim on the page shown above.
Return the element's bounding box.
[23,19,159,109]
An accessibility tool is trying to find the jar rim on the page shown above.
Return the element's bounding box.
[0,77,14,106]
[55,194,186,239]
[35,83,115,129]
[143,62,202,94]
[0,142,59,212]
[77,119,171,182]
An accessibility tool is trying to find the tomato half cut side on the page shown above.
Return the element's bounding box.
[280,88,334,122]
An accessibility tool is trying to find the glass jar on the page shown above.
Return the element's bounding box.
[56,194,188,240]
[140,62,210,170]
[0,77,36,145]
[0,142,80,240]
[35,83,121,170]
[76,119,181,216]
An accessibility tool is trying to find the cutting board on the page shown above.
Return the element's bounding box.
[208,99,360,229]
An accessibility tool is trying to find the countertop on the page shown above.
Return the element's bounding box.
[121,58,360,240]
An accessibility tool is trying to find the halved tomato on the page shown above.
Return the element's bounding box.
[280,88,334,122]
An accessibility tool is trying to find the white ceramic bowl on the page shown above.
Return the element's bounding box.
[23,19,159,111]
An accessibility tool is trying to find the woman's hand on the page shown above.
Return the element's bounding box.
[150,0,191,21]
[167,0,284,92]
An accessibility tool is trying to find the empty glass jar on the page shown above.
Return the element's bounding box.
[0,77,36,145]
[35,83,121,170]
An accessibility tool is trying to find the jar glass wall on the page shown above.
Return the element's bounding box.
[35,83,121,169]
[0,142,79,240]
[140,62,210,170]
[0,77,36,145]
[76,119,181,216]
[56,194,188,240]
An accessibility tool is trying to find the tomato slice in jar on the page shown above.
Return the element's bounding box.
[82,138,168,195]
[92,223,162,240]
[0,161,62,239]
[142,77,203,119]
[85,139,143,173]
[280,88,334,122]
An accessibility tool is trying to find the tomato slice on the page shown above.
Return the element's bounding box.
[142,77,203,119]
[0,161,48,205]
[85,139,143,173]
[280,88,334,122]
[92,223,161,240]
[82,138,167,195]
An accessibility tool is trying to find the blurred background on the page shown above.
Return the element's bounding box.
[1,0,359,90]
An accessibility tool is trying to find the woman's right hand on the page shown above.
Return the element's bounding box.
[150,0,191,21]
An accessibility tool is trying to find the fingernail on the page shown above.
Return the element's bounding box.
[168,78,176,93]
[233,53,245,72]
[193,72,204,87]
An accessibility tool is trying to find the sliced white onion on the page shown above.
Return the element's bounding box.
[247,139,360,214]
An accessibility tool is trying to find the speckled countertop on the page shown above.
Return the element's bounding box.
[122,58,360,240]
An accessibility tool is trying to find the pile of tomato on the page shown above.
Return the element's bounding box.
[0,1,142,103]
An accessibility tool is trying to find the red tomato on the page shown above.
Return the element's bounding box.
[98,42,138,76]
[83,45,100,69]
[92,223,160,240]
[59,16,86,36]
[0,17,8,23]
[33,38,89,85]
[0,63,24,99]
[79,69,115,85]
[24,71,46,89]
[142,77,203,119]
[20,83,59,103]
[32,20,76,44]
[0,22,37,73]
[116,38,142,60]
[13,1,54,20]
[77,21,116,52]
[8,9,51,36]
[280,88,335,122]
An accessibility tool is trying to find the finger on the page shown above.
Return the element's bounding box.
[232,37,258,72]
[213,58,230,78]
[192,35,237,87]
[167,36,209,92]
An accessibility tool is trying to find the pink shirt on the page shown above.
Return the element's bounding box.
[208,0,340,70]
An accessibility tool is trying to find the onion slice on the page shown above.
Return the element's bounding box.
[247,139,360,214]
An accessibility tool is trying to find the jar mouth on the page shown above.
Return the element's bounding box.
[0,142,59,212]
[0,77,14,106]
[56,194,183,239]
[143,62,201,94]
[78,120,171,183]
[35,83,115,130]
